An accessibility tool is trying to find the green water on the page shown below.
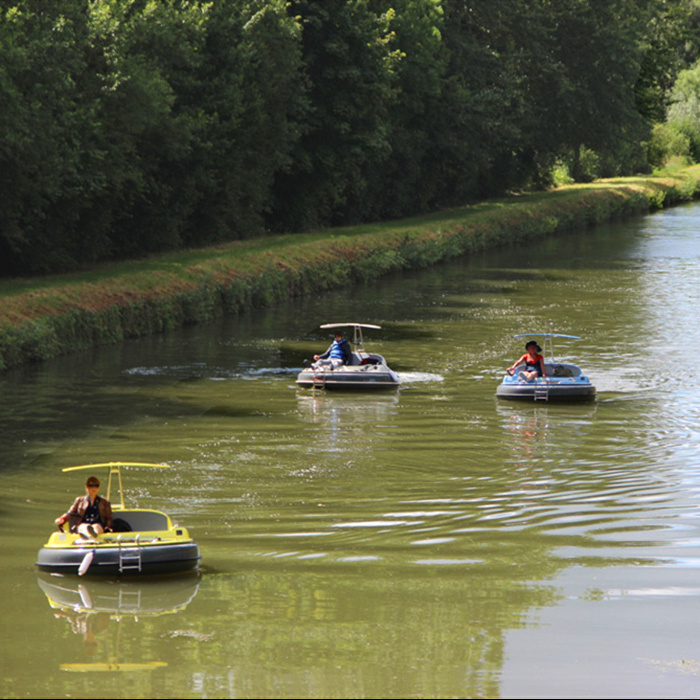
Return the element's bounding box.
[3,204,700,698]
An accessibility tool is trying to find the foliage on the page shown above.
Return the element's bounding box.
[0,0,105,272]
[666,59,700,161]
[180,0,305,245]
[634,0,700,123]
[0,0,304,273]
[0,0,696,274]
[648,123,692,168]
[362,0,448,218]
[270,0,400,231]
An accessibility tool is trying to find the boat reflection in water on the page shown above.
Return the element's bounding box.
[37,572,200,672]
[497,399,598,472]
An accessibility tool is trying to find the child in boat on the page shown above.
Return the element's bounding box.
[55,475,113,539]
[507,341,546,382]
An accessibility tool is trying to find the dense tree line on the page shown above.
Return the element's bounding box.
[1,0,699,275]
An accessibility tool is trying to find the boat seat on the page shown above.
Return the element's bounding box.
[349,352,380,366]
[550,364,579,378]
[115,511,169,532]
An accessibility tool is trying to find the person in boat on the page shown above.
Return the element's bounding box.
[507,341,546,382]
[312,330,352,370]
[54,475,113,539]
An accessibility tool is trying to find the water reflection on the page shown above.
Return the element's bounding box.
[498,402,552,470]
[194,568,559,699]
[295,391,401,454]
[37,574,200,674]
[497,401,598,470]
[37,573,201,618]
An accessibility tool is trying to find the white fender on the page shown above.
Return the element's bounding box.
[78,550,94,576]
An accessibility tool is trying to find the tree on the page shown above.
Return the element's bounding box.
[0,0,106,272]
[666,59,700,160]
[270,0,399,231]
[184,0,305,245]
[635,0,700,124]
[363,0,449,218]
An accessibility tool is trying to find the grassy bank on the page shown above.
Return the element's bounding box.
[2,167,700,370]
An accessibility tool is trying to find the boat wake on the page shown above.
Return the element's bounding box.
[124,365,298,381]
[396,372,444,384]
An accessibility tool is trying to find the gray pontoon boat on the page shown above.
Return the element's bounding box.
[296,323,400,390]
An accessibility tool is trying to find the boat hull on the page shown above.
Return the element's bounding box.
[296,366,399,390]
[36,507,200,577]
[496,377,596,402]
[36,541,200,576]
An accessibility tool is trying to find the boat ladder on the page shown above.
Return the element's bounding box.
[117,533,143,573]
[534,380,549,401]
[312,367,326,389]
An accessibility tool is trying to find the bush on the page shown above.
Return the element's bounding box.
[648,123,692,168]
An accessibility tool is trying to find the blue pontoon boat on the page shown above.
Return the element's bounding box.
[496,333,596,402]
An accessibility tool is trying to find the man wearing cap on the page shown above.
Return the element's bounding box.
[55,476,113,540]
[312,330,352,371]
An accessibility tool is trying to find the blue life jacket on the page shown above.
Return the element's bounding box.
[330,338,348,362]
[329,339,350,361]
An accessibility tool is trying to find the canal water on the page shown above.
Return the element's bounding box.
[2,202,700,698]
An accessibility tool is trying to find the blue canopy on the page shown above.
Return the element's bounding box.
[513,333,580,340]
